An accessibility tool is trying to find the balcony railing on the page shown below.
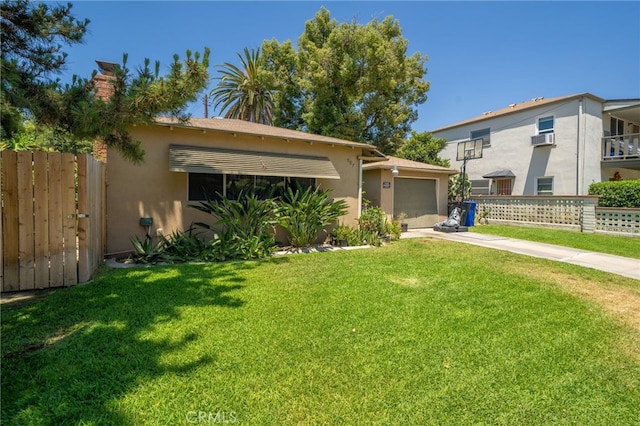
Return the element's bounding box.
[602,133,640,160]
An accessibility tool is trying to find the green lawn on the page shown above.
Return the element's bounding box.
[471,224,640,259]
[2,239,639,425]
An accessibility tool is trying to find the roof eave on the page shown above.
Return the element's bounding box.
[430,92,605,133]
[152,119,379,151]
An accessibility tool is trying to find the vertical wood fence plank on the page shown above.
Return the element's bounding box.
[48,154,64,287]
[61,153,77,286]
[1,151,19,292]
[100,162,107,261]
[91,158,106,277]
[77,155,90,282]
[17,152,35,290]
[0,152,3,288]
[34,152,50,288]
[89,158,98,275]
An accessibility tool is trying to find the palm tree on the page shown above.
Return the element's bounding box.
[209,47,274,125]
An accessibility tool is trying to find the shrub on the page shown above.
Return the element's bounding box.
[190,192,278,260]
[387,220,402,240]
[332,205,399,247]
[358,204,387,237]
[588,180,640,208]
[449,173,470,202]
[276,186,348,247]
[331,223,355,245]
[160,228,215,262]
[358,202,396,245]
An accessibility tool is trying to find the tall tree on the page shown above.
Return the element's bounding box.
[1,0,210,163]
[209,47,274,125]
[395,130,450,167]
[1,0,88,139]
[261,7,430,153]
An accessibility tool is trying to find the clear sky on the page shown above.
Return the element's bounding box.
[59,1,640,132]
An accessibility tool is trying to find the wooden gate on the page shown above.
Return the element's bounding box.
[0,151,106,292]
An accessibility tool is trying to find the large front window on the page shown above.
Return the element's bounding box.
[188,173,315,201]
[189,173,224,201]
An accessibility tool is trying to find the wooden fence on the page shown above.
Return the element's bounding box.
[1,151,106,292]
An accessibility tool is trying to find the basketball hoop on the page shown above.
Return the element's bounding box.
[456,138,483,202]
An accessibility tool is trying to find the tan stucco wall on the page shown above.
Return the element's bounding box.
[106,125,363,255]
[363,168,451,225]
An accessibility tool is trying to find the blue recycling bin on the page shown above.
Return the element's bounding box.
[463,201,476,226]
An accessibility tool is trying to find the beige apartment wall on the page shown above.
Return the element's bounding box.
[106,125,363,255]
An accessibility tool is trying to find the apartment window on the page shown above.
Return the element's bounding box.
[188,173,315,201]
[495,178,512,195]
[470,128,491,147]
[610,116,624,136]
[537,116,554,135]
[536,177,554,195]
[470,179,490,196]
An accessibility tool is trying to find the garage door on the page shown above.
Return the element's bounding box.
[393,178,438,228]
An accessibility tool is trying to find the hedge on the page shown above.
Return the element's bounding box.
[588,180,640,208]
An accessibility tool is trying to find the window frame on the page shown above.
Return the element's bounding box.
[470,128,491,147]
[536,176,554,195]
[188,172,225,202]
[495,178,513,196]
[537,115,555,135]
[610,116,625,136]
[469,179,490,196]
[187,172,316,202]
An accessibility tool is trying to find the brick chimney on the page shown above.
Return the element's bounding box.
[92,60,117,162]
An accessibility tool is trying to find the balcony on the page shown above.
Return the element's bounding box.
[601,133,640,169]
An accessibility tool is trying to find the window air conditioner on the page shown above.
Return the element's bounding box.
[531,133,555,146]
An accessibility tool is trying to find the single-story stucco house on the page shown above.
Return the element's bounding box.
[102,117,388,256]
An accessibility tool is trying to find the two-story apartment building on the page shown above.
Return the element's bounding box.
[432,93,640,196]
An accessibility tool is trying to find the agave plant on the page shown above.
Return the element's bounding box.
[129,235,169,264]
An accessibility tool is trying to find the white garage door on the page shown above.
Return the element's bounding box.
[393,178,438,228]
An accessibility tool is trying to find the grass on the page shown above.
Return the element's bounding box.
[471,224,640,259]
[2,238,640,425]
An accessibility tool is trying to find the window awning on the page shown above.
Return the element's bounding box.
[169,144,340,179]
[482,169,515,178]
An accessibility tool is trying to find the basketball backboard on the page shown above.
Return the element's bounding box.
[456,138,483,161]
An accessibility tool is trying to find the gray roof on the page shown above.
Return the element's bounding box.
[153,117,385,159]
[363,156,458,174]
[482,170,515,178]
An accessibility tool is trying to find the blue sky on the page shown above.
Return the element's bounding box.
[59,1,640,132]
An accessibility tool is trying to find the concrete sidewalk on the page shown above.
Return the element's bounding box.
[401,228,640,281]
